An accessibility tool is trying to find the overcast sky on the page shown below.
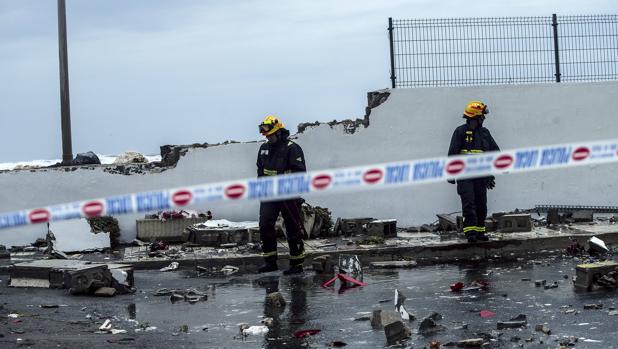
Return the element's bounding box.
[1,0,616,163]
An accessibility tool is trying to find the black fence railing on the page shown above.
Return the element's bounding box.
[388,14,618,88]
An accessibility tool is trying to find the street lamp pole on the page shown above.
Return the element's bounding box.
[57,0,73,164]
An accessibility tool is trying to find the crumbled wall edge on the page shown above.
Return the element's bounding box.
[0,90,391,176]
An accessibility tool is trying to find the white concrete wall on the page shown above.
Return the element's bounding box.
[2,81,617,246]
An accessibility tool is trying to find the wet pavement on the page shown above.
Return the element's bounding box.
[1,255,617,348]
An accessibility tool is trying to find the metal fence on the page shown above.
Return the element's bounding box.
[388,14,618,88]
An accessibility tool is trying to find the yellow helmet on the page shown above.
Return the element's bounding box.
[463,101,489,118]
[259,115,285,136]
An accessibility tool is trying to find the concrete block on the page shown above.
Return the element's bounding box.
[574,261,618,290]
[338,218,374,236]
[136,217,209,242]
[0,244,9,259]
[371,309,401,329]
[384,320,411,344]
[366,219,397,238]
[572,210,594,222]
[497,214,532,233]
[312,255,334,274]
[437,214,457,231]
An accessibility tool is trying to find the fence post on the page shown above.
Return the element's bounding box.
[388,17,396,88]
[551,14,561,82]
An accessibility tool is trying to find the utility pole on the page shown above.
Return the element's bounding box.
[57,0,73,164]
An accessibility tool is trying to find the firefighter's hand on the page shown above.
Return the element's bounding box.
[447,179,456,184]
[486,176,496,190]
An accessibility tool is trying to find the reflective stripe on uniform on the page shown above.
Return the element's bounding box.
[262,251,277,257]
[463,226,485,233]
[263,169,278,176]
[460,149,484,154]
[289,252,305,260]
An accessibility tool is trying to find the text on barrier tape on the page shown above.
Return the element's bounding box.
[1,139,617,230]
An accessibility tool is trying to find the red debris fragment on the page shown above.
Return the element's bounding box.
[450,282,464,292]
[321,274,367,288]
[293,329,321,338]
[480,310,496,318]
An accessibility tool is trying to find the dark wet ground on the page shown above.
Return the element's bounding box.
[0,255,617,348]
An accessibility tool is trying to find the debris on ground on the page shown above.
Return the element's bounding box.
[496,314,527,329]
[312,255,335,274]
[384,320,411,344]
[0,244,9,259]
[479,310,496,318]
[264,292,286,309]
[535,324,551,335]
[418,314,447,335]
[94,287,116,297]
[394,289,414,320]
[240,324,269,336]
[293,329,321,338]
[370,260,417,269]
[159,262,179,272]
[371,310,402,329]
[588,236,609,255]
[456,338,485,347]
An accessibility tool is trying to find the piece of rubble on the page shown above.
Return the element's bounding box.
[312,255,334,274]
[371,310,401,329]
[264,292,286,309]
[220,265,239,276]
[588,236,609,254]
[370,261,417,269]
[418,316,447,335]
[534,280,546,287]
[496,320,526,330]
[534,324,551,334]
[242,325,269,336]
[437,214,458,231]
[293,329,320,338]
[456,338,485,347]
[99,319,113,331]
[479,310,496,318]
[94,287,116,297]
[0,245,9,259]
[608,311,618,316]
[584,303,603,310]
[394,289,414,320]
[384,320,411,344]
[544,281,559,289]
[160,262,179,272]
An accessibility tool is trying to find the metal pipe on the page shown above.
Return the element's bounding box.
[388,17,396,88]
[58,0,73,164]
[551,13,561,82]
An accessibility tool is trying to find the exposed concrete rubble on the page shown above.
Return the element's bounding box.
[296,90,390,134]
[113,151,148,164]
[8,260,134,295]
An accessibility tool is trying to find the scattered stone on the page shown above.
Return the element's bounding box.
[354,316,371,321]
[160,262,179,272]
[559,336,578,346]
[457,338,484,347]
[39,304,59,309]
[384,320,411,344]
[330,341,347,347]
[265,292,286,309]
[510,314,527,322]
[534,280,546,287]
[544,281,559,289]
[564,309,576,314]
[535,324,551,334]
[418,316,447,335]
[608,310,618,316]
[94,287,116,297]
[371,310,401,329]
[584,303,603,310]
[370,260,417,269]
[497,321,526,330]
[312,255,334,274]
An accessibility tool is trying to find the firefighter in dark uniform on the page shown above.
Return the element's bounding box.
[256,115,307,275]
[448,101,500,243]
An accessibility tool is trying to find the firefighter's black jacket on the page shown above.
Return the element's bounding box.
[257,128,306,177]
[448,123,500,156]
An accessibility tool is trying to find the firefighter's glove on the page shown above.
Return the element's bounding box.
[486,176,496,190]
[447,179,456,184]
